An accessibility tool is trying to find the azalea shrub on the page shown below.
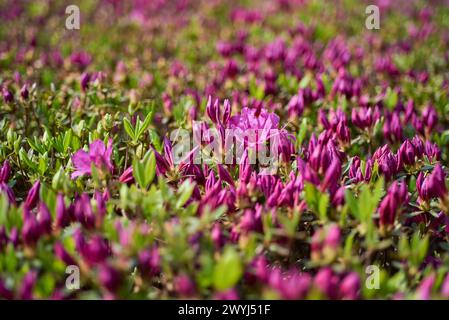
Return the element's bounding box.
[1,0,449,300]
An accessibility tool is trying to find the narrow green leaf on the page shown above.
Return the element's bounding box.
[144,151,156,188]
[132,159,145,189]
[318,193,329,221]
[124,118,136,141]
[137,112,153,138]
[63,129,72,152]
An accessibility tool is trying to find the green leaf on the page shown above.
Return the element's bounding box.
[137,112,153,139]
[176,180,195,209]
[299,73,312,88]
[40,183,56,217]
[132,150,156,189]
[0,193,9,227]
[385,88,398,110]
[197,254,215,288]
[410,232,429,266]
[144,151,156,187]
[4,244,17,272]
[124,118,136,141]
[19,148,37,171]
[318,193,329,221]
[297,118,308,146]
[249,77,265,100]
[132,159,145,189]
[38,153,48,175]
[304,183,318,210]
[344,230,357,260]
[357,177,384,223]
[63,129,73,153]
[149,129,162,152]
[345,190,359,219]
[213,247,243,291]
[278,211,300,237]
[27,137,46,154]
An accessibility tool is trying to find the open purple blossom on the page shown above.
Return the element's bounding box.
[71,139,114,179]
[0,0,449,301]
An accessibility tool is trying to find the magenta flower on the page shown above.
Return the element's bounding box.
[349,156,372,183]
[0,160,11,182]
[268,268,311,300]
[80,72,91,91]
[175,274,196,297]
[22,209,40,246]
[314,267,339,299]
[0,277,13,300]
[54,242,77,266]
[37,202,52,235]
[118,166,134,184]
[230,107,279,135]
[214,289,239,300]
[20,84,29,100]
[24,180,40,210]
[397,139,417,167]
[372,145,398,180]
[211,223,225,248]
[75,229,110,265]
[19,271,37,300]
[379,181,409,227]
[351,106,380,130]
[206,96,231,125]
[339,272,361,300]
[416,274,435,300]
[2,87,13,104]
[441,274,449,298]
[70,51,92,69]
[98,263,121,293]
[229,106,295,162]
[73,193,96,229]
[311,224,341,261]
[0,160,14,204]
[321,158,342,190]
[55,193,69,229]
[71,139,113,179]
[138,246,161,278]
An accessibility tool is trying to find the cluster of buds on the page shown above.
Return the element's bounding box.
[416,164,447,207]
[378,181,409,231]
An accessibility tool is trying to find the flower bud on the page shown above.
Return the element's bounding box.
[416,164,447,201]
[54,242,77,266]
[2,87,13,104]
[20,84,29,100]
[24,180,40,210]
[339,272,360,300]
[55,193,69,229]
[175,275,196,297]
[19,271,37,300]
[37,202,52,235]
[98,264,121,293]
[80,72,90,91]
